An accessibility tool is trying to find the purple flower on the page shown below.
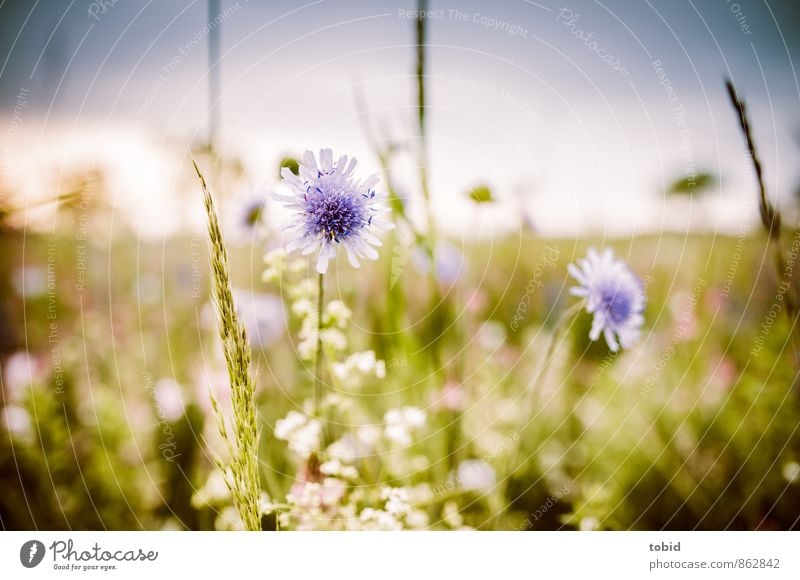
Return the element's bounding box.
[272,149,393,274]
[568,247,645,352]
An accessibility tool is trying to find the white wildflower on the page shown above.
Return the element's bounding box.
[275,411,322,457]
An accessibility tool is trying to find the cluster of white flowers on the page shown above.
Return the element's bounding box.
[290,289,351,360]
[325,427,379,465]
[356,507,404,530]
[384,406,427,446]
[383,486,410,515]
[264,257,350,361]
[287,478,346,510]
[319,457,359,480]
[261,195,444,530]
[331,350,386,389]
[323,300,351,327]
[351,486,429,530]
[274,411,322,458]
[280,478,431,531]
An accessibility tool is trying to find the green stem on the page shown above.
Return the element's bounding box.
[415,0,440,309]
[494,301,583,526]
[314,272,325,417]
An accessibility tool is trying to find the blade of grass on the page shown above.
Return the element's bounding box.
[724,79,799,364]
[193,159,261,531]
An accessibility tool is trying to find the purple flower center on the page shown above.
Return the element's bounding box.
[304,184,366,242]
[599,283,633,325]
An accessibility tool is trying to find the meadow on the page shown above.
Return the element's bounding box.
[2,186,798,530]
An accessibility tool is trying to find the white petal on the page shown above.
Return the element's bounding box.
[361,173,379,192]
[567,264,586,283]
[603,327,619,352]
[301,236,320,254]
[343,157,358,176]
[299,165,316,182]
[287,236,311,252]
[316,245,333,274]
[618,328,640,349]
[355,239,379,260]
[344,242,361,268]
[589,313,606,341]
[303,150,318,171]
[361,231,382,246]
[319,149,333,171]
[371,217,395,231]
[271,191,297,203]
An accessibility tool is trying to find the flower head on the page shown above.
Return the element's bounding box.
[568,247,645,352]
[273,149,393,274]
[275,411,322,457]
[383,406,426,446]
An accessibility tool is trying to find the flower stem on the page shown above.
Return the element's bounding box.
[493,301,583,527]
[314,272,325,417]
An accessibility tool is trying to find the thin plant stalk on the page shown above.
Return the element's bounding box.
[415,0,432,222]
[314,271,325,417]
[207,0,221,161]
[725,80,794,313]
[415,0,446,378]
[353,81,422,354]
[415,0,438,274]
[725,79,800,361]
[193,160,261,531]
[494,301,582,525]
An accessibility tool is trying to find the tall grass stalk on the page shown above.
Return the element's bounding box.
[193,160,262,531]
[494,302,583,526]
[415,0,437,269]
[725,80,797,319]
[725,80,800,367]
[415,0,446,377]
[354,83,419,351]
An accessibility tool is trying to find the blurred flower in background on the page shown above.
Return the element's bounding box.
[231,288,285,350]
[569,247,645,352]
[225,188,268,245]
[412,240,465,286]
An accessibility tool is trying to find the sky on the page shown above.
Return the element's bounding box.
[1,0,799,239]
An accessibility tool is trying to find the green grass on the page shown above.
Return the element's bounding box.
[1,223,798,530]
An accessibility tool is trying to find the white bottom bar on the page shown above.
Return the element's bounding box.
[1,531,797,578]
